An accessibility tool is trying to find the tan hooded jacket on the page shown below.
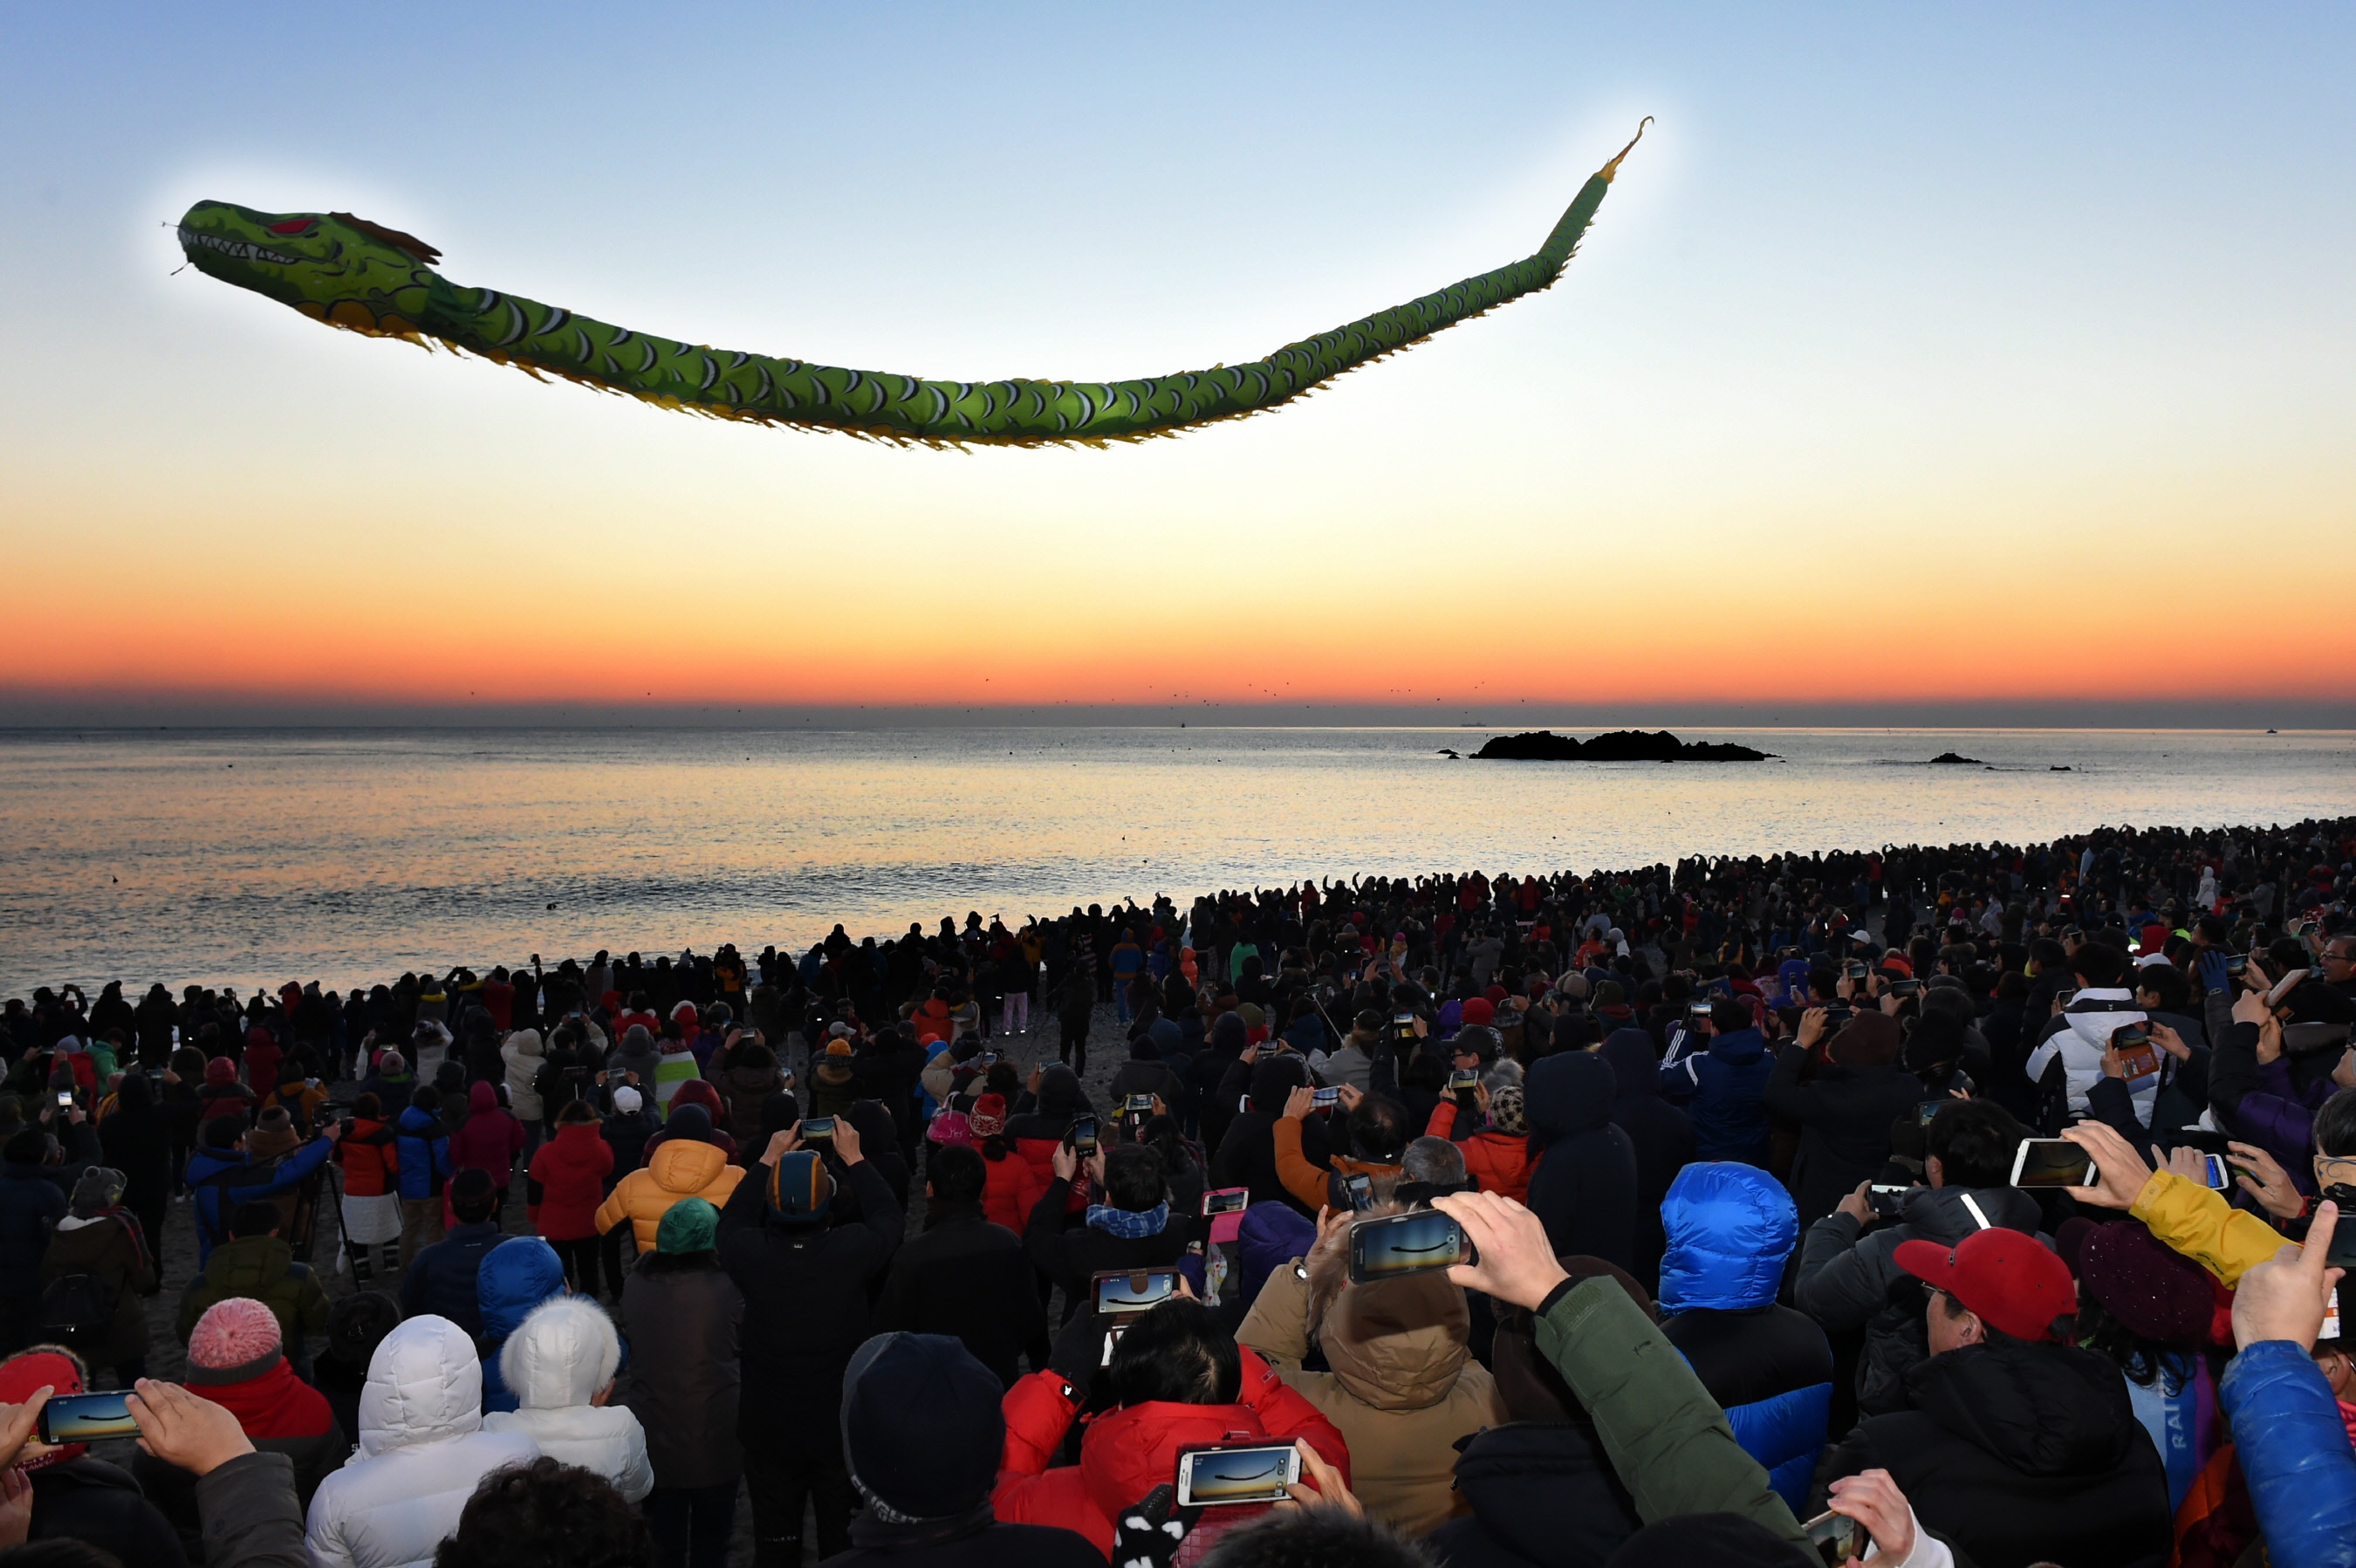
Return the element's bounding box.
[1236,1221,1505,1538]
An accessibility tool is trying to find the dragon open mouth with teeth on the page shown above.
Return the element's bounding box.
[175,121,1645,448]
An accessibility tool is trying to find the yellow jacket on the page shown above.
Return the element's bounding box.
[2128,1169,2285,1288]
[595,1138,744,1251]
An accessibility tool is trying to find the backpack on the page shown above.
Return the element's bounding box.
[40,1272,116,1337]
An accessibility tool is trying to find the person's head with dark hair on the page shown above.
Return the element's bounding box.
[1099,1144,1168,1214]
[1106,1298,1240,1408]
[2134,962,2192,1015]
[2314,1087,2356,1160]
[1995,969,2031,1003]
[1827,1011,1901,1068]
[1926,1099,2027,1189]
[352,1092,382,1120]
[201,1115,245,1152]
[229,1200,281,1241]
[431,1456,649,1568]
[1903,1010,1967,1078]
[2069,941,2130,989]
[448,1167,498,1226]
[556,1099,598,1127]
[1707,997,1751,1037]
[409,1084,440,1113]
[927,1142,988,1213]
[325,1291,401,1366]
[113,1072,152,1116]
[1346,1094,1410,1164]
[1197,1504,1435,1568]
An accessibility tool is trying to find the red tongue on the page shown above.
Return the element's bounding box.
[267,219,312,234]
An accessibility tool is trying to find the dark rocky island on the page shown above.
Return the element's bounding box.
[1470,729,1774,763]
[1927,751,1985,765]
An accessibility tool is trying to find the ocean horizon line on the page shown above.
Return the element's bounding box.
[3,699,2352,731]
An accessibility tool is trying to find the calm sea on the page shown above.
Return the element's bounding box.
[1,726,2348,996]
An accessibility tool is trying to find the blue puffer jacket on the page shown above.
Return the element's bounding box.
[1661,1028,1773,1164]
[1657,1161,1832,1512]
[184,1134,337,1266]
[2219,1340,2356,1568]
[392,1105,452,1201]
[476,1236,568,1414]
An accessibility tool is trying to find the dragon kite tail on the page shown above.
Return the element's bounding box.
[175,120,1647,448]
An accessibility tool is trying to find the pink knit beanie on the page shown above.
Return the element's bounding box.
[187,1297,284,1383]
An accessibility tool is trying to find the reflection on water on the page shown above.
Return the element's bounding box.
[0,726,2347,993]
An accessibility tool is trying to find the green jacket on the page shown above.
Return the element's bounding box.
[176,1235,331,1351]
[1535,1274,1809,1550]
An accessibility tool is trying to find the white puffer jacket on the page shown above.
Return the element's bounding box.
[2025,989,2157,1126]
[483,1293,654,1502]
[502,1029,547,1123]
[305,1314,540,1568]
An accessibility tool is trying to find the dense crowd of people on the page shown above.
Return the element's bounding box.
[0,812,2352,1568]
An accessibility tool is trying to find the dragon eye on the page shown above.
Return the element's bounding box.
[267,219,316,235]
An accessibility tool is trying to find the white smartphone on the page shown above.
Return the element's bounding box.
[1174,1443,1302,1507]
[2010,1138,2097,1188]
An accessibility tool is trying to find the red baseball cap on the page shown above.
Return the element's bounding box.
[1895,1227,2077,1343]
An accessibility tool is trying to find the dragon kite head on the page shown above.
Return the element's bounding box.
[176,202,442,338]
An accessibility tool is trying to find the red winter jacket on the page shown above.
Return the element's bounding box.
[1014,1138,1089,1216]
[1425,1101,1539,1205]
[977,1141,1044,1233]
[527,1120,615,1241]
[449,1080,526,1183]
[333,1118,400,1198]
[992,1345,1350,1557]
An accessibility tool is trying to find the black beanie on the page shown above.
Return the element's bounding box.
[1606,1512,1816,1568]
[840,1333,1003,1523]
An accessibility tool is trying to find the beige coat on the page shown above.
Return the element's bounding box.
[1236,1250,1505,1538]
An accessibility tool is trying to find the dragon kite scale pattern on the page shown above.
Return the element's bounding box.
[177,124,1645,448]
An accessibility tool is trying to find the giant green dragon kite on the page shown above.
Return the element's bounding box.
[177,123,1644,448]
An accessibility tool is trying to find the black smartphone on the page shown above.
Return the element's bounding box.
[798,1115,836,1142]
[1126,1093,1154,1113]
[1092,1270,1178,1317]
[1843,960,1868,980]
[1347,1209,1475,1284]
[1867,1183,1913,1218]
[2053,988,2078,1008]
[55,1091,73,1109]
[2327,1210,2356,1272]
[1312,1085,1339,1110]
[1070,1116,1099,1157]
[1916,1099,1948,1127]
[1343,1172,1375,1212]
[1889,978,1921,996]
[1448,1067,1479,1092]
[38,1390,140,1445]
[2226,955,2250,977]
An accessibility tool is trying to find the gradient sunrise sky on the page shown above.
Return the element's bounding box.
[3,3,2352,717]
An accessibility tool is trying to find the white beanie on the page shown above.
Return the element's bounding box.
[613,1086,644,1113]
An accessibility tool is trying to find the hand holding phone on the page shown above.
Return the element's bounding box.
[1347,1209,1476,1284]
[1175,1442,1303,1507]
